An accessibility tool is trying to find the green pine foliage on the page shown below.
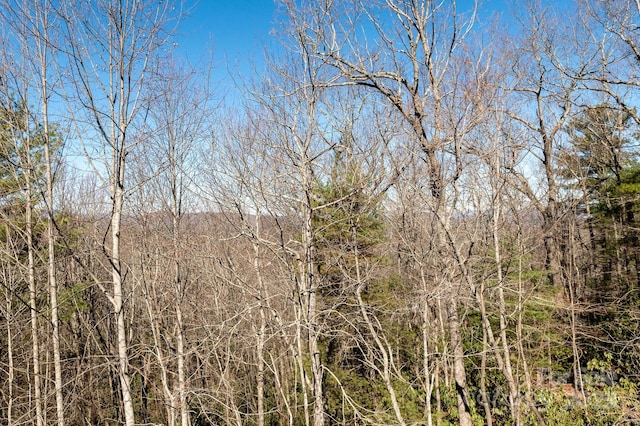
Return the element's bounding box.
[312,148,385,296]
[311,148,428,423]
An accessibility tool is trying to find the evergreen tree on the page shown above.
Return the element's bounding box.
[566,103,640,378]
[312,146,421,424]
[313,147,385,297]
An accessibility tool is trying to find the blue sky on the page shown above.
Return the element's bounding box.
[173,0,575,90]
[177,0,494,67]
[176,1,278,81]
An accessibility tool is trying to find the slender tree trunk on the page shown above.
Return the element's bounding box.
[447,298,473,426]
[25,154,44,426]
[567,222,587,404]
[45,120,65,426]
[304,203,324,426]
[113,180,135,426]
[420,268,434,426]
[256,309,266,426]
[171,177,189,426]
[295,300,311,426]
[5,252,14,426]
[475,279,521,425]
[176,303,188,426]
[353,241,406,426]
[252,222,267,426]
[436,298,449,391]
[142,272,175,426]
[480,326,492,426]
[40,41,65,426]
[59,0,176,418]
[491,160,521,424]
[443,202,521,426]
[356,284,406,425]
[435,363,442,426]
[299,101,324,426]
[515,244,545,425]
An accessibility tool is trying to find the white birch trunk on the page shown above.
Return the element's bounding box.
[112,181,135,426]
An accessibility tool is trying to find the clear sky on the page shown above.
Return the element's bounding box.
[173,0,575,91]
[176,0,278,86]
[177,0,492,67]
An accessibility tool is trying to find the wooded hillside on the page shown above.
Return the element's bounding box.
[0,0,639,425]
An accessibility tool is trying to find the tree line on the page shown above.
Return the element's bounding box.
[0,0,638,425]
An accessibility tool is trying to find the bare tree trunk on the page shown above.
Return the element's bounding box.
[176,303,188,426]
[59,2,179,422]
[435,363,442,426]
[296,85,324,426]
[303,185,324,426]
[491,153,521,424]
[354,250,406,426]
[44,96,65,426]
[4,0,66,421]
[515,240,545,425]
[112,180,135,426]
[447,298,473,426]
[142,269,175,426]
[252,219,267,426]
[2,11,46,424]
[171,147,189,426]
[295,302,311,426]
[567,222,587,405]
[436,298,450,391]
[36,9,65,421]
[420,267,434,426]
[4,242,14,426]
[256,306,266,426]
[272,353,294,426]
[480,326,492,426]
[24,137,44,426]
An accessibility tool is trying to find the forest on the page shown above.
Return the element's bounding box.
[0,0,639,425]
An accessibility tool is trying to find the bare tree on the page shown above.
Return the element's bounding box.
[2,2,68,423]
[137,57,214,426]
[246,27,338,425]
[500,2,586,288]
[281,1,483,424]
[58,1,180,423]
[5,90,44,426]
[579,0,640,124]
[0,81,39,425]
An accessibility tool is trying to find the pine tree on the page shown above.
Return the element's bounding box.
[565,103,640,379]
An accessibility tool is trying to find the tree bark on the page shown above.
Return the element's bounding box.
[303,177,324,426]
[113,181,135,426]
[447,298,473,426]
[25,134,44,426]
[4,238,14,426]
[420,267,434,426]
[37,10,65,421]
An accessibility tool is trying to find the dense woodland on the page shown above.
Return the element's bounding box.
[0,0,639,425]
